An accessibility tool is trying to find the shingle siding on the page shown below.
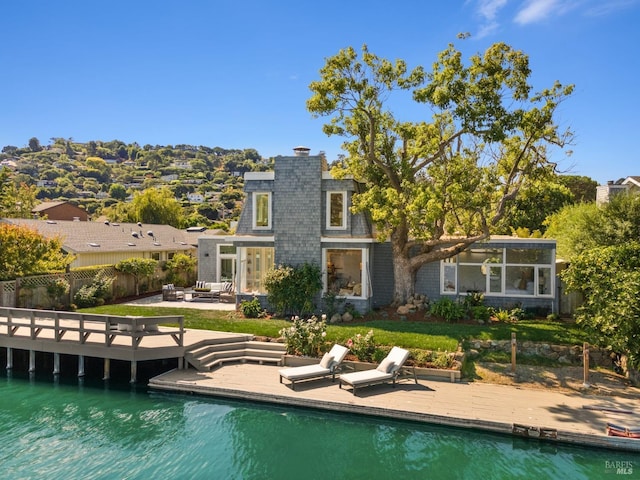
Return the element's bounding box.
[273,155,323,267]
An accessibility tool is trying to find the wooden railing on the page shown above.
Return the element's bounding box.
[0,307,184,350]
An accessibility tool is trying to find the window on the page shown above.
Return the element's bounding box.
[253,192,271,229]
[240,247,274,294]
[441,246,554,297]
[217,244,237,283]
[325,248,367,298]
[326,191,346,229]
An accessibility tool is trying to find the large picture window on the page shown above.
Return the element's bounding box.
[441,247,554,297]
[325,248,366,298]
[240,247,274,294]
[326,191,346,229]
[253,192,271,229]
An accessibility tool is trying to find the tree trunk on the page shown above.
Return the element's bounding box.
[391,240,416,306]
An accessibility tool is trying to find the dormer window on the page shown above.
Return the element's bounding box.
[326,191,347,229]
[253,192,272,229]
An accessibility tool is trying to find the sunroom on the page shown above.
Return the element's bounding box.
[440,239,555,300]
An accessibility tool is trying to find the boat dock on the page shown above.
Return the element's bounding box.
[0,307,252,382]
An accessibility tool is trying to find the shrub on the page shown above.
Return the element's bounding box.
[492,308,512,323]
[470,305,491,323]
[73,269,114,308]
[492,307,525,323]
[432,351,454,369]
[46,277,70,308]
[343,302,361,319]
[429,298,466,322]
[264,263,322,316]
[463,292,485,308]
[347,330,376,362]
[322,290,345,318]
[240,297,263,318]
[279,315,327,356]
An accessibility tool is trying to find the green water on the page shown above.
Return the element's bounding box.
[0,373,637,480]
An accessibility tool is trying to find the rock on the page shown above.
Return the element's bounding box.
[330,313,342,324]
[396,305,411,315]
[342,312,353,323]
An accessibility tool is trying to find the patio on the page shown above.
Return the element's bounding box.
[123,293,237,311]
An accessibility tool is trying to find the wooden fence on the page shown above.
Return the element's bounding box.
[0,266,170,309]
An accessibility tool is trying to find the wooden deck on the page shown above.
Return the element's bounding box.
[0,307,252,382]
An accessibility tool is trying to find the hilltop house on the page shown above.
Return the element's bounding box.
[198,147,558,314]
[2,218,196,269]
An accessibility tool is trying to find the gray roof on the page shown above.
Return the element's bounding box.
[2,218,197,254]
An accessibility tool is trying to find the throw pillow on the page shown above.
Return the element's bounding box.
[376,358,394,373]
[319,353,334,369]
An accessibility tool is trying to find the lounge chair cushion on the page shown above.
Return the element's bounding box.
[319,353,334,369]
[341,369,392,386]
[377,358,394,373]
[279,364,330,381]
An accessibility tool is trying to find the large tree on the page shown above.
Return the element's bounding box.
[307,41,573,303]
[0,169,38,218]
[103,187,183,227]
[0,223,73,280]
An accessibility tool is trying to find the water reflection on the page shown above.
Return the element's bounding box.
[0,373,637,480]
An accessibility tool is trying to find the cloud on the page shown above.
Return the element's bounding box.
[473,0,508,38]
[514,0,562,24]
[584,0,639,16]
[477,0,508,20]
[469,0,639,38]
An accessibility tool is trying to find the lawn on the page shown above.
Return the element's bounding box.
[83,304,588,353]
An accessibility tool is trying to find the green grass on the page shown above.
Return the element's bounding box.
[83,304,587,353]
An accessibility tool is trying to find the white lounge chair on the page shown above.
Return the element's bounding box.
[279,344,350,390]
[339,346,417,395]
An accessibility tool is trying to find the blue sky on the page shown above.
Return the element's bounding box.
[1,0,638,184]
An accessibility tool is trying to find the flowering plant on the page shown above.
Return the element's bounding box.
[347,330,376,362]
[279,315,327,357]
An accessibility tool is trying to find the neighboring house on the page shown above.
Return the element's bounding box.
[622,176,640,194]
[36,180,57,188]
[2,218,196,269]
[0,159,18,170]
[187,192,204,203]
[32,201,90,221]
[199,147,558,314]
[596,176,640,205]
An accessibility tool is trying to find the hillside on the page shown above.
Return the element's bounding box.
[1,137,274,228]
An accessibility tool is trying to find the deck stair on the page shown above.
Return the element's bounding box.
[185,335,286,371]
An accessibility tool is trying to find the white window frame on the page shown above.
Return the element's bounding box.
[326,191,347,230]
[216,244,236,283]
[239,246,274,294]
[440,247,555,298]
[252,192,272,230]
[322,247,368,298]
